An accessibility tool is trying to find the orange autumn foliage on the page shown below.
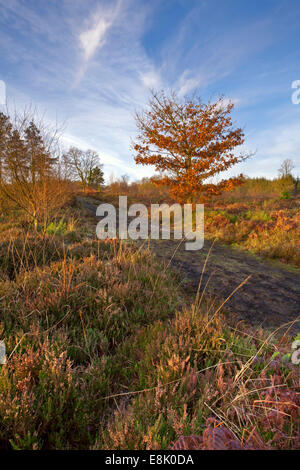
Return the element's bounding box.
[133,90,248,202]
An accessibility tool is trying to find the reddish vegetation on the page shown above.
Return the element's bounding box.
[205,197,300,266]
[170,419,260,450]
[133,91,247,202]
[170,361,300,450]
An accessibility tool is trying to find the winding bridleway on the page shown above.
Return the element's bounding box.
[78,197,300,334]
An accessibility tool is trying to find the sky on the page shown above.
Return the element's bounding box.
[0,0,300,182]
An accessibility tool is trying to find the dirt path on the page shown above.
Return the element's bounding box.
[150,239,299,332]
[78,197,300,334]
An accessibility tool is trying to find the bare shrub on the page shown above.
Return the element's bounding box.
[0,108,71,229]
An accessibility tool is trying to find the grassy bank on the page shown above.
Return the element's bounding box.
[204,196,300,267]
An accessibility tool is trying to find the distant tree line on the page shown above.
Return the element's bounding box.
[0,109,104,229]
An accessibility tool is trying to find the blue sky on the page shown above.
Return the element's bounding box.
[0,0,299,181]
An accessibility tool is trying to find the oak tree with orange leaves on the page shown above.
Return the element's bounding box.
[133,90,248,202]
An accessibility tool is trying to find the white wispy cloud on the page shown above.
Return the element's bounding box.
[75,0,123,85]
[164,4,276,98]
[62,0,164,178]
[177,70,202,97]
[79,17,111,61]
[139,69,161,89]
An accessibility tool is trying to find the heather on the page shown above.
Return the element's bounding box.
[205,195,300,267]
[0,205,298,450]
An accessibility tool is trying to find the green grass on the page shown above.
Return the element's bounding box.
[45,219,68,235]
